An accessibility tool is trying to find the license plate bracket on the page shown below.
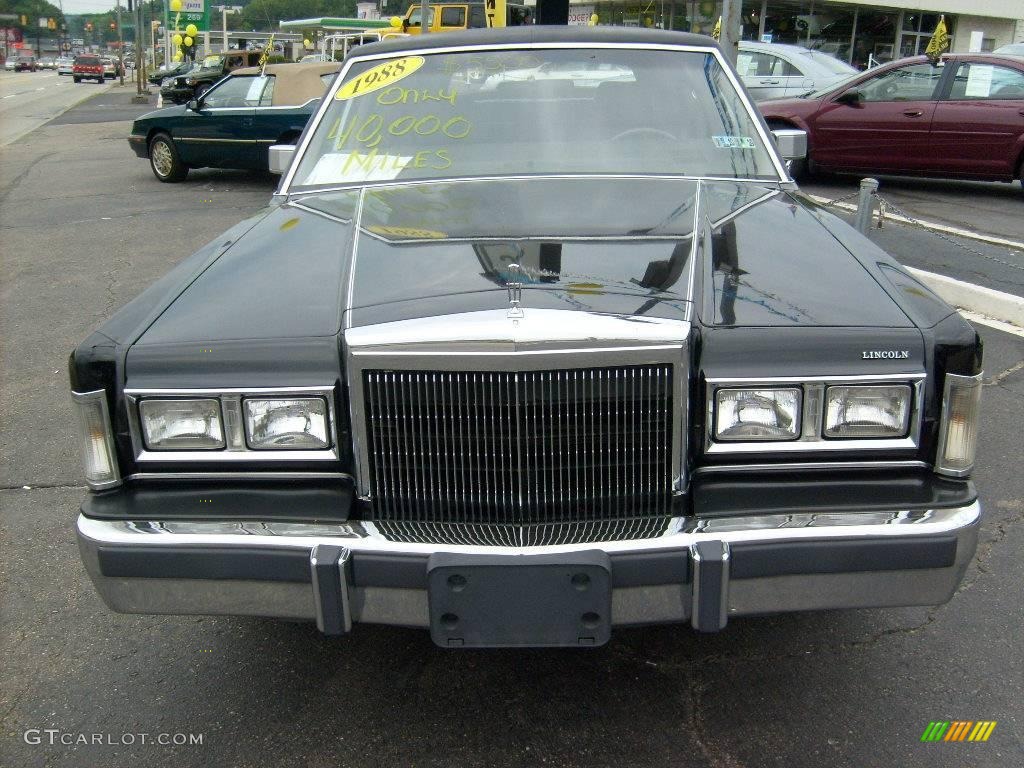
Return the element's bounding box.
[427,551,612,648]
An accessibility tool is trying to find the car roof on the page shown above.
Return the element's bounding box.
[231,61,343,106]
[353,25,717,58]
[739,40,820,56]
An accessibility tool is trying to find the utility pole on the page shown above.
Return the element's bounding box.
[719,0,741,67]
[421,0,429,34]
[115,0,125,85]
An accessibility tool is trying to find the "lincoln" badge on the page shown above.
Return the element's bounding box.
[862,350,910,359]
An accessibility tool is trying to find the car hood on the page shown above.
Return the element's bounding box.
[132,177,914,349]
[134,105,188,124]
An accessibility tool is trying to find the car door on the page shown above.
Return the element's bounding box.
[174,74,260,169]
[248,75,306,169]
[809,62,943,172]
[929,59,1024,179]
[738,51,804,102]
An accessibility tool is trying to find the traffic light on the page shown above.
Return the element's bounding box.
[20,14,28,25]
[110,21,116,30]
[85,21,93,32]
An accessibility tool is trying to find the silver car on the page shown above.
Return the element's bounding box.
[738,41,856,102]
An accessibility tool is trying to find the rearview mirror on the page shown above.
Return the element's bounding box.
[770,128,807,162]
[835,89,863,106]
[186,99,199,111]
[268,144,296,175]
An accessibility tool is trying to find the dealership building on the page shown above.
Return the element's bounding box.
[555,1,1024,68]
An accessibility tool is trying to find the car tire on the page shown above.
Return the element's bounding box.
[149,133,188,183]
[73,76,81,83]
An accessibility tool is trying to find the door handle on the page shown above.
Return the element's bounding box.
[760,79,781,84]
[902,109,923,117]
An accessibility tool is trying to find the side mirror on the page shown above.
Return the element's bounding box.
[835,89,863,106]
[186,99,199,111]
[268,144,296,175]
[770,128,807,161]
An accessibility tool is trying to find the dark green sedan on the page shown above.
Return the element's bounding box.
[128,62,341,182]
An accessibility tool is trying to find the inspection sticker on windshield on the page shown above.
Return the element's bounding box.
[336,57,425,101]
[712,135,756,149]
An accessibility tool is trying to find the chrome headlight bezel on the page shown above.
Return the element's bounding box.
[705,374,924,455]
[126,387,339,463]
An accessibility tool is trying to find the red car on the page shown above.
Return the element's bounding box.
[72,54,106,83]
[759,53,1024,188]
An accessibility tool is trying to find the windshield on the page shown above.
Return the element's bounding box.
[201,54,224,68]
[802,69,865,97]
[290,47,780,188]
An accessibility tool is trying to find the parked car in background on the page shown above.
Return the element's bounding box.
[4,58,15,72]
[759,52,1024,187]
[57,56,75,75]
[73,54,106,83]
[14,55,38,72]
[738,41,856,101]
[994,43,1024,55]
[161,50,264,104]
[77,28,984,648]
[132,61,341,182]
[148,60,193,86]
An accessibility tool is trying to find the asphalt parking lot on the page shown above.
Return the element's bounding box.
[1,87,1022,768]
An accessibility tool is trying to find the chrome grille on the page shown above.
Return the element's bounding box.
[363,365,674,523]
[372,518,675,546]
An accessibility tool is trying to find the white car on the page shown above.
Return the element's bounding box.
[4,59,15,71]
[737,41,856,102]
[100,57,117,78]
[57,56,75,75]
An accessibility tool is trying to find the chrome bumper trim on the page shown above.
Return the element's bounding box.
[76,502,980,633]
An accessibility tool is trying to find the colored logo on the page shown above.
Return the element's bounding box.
[920,721,996,742]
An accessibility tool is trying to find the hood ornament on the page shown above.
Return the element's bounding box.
[506,263,525,319]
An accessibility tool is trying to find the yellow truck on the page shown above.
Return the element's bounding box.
[395,2,532,34]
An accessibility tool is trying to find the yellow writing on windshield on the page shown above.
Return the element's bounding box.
[336,56,425,100]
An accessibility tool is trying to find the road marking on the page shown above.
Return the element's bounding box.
[808,194,1024,251]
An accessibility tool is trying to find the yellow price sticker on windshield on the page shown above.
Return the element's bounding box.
[336,57,425,101]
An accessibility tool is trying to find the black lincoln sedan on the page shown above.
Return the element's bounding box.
[70,27,982,648]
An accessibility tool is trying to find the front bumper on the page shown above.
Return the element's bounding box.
[127,135,148,158]
[77,495,980,644]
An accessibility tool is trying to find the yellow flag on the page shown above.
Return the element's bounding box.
[712,16,721,41]
[259,34,275,73]
[925,15,949,60]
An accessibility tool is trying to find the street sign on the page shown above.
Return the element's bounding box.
[62,42,71,51]
[72,38,84,46]
[179,0,211,33]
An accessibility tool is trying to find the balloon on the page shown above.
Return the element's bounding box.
[303,38,312,48]
[185,24,198,38]
[172,33,182,46]
[589,13,599,25]
[173,52,183,61]
[390,16,403,28]
[169,0,182,11]
[183,36,193,47]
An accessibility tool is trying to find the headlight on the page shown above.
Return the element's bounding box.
[71,390,121,489]
[824,385,910,439]
[714,388,801,441]
[935,373,982,477]
[140,399,224,450]
[244,397,330,450]
[185,78,197,86]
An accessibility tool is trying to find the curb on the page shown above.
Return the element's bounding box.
[910,267,1024,329]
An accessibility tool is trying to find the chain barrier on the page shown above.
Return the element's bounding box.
[872,193,1024,274]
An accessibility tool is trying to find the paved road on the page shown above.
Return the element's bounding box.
[0,70,114,146]
[1,93,1022,768]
